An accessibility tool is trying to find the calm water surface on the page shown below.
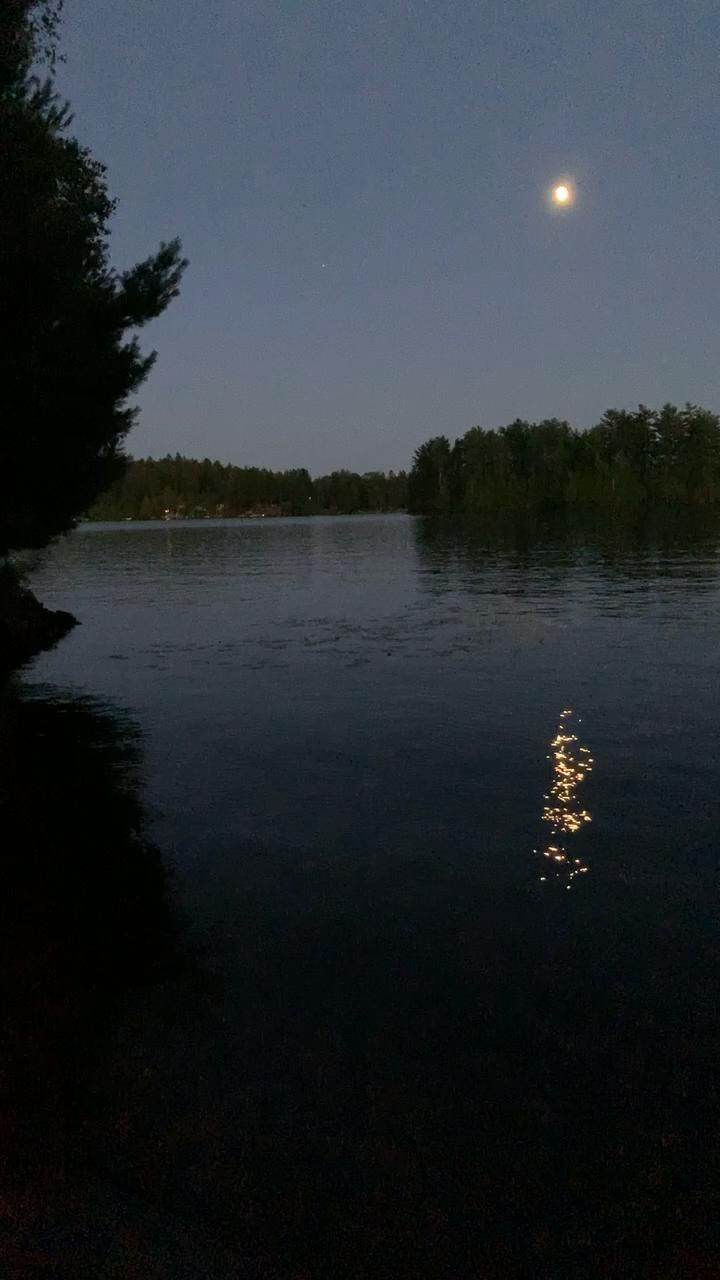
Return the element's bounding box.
[19,513,720,1275]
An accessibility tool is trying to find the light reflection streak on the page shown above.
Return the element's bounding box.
[535,708,594,888]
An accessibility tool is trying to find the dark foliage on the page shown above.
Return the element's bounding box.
[89,455,409,519]
[0,1,186,556]
[408,404,720,513]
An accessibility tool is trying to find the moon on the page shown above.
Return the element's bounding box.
[551,182,573,207]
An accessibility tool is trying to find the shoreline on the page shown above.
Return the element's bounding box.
[82,508,409,523]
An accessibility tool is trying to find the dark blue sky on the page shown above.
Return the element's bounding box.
[60,0,720,472]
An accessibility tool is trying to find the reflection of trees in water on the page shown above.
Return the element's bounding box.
[0,686,182,1191]
[413,509,720,593]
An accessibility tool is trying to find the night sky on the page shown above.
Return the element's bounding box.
[60,0,720,472]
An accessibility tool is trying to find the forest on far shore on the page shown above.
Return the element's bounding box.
[88,456,408,519]
[90,404,720,521]
[407,405,720,514]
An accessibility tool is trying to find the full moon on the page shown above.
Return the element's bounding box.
[552,183,572,206]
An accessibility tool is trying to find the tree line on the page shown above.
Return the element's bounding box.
[408,405,720,514]
[89,456,409,519]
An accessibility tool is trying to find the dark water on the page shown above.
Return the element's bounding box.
[9,512,720,1276]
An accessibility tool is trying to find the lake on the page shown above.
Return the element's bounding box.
[13,512,720,1275]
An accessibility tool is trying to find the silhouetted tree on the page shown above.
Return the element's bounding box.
[0,1,186,556]
[407,436,453,513]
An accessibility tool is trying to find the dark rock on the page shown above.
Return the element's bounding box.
[0,567,77,674]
